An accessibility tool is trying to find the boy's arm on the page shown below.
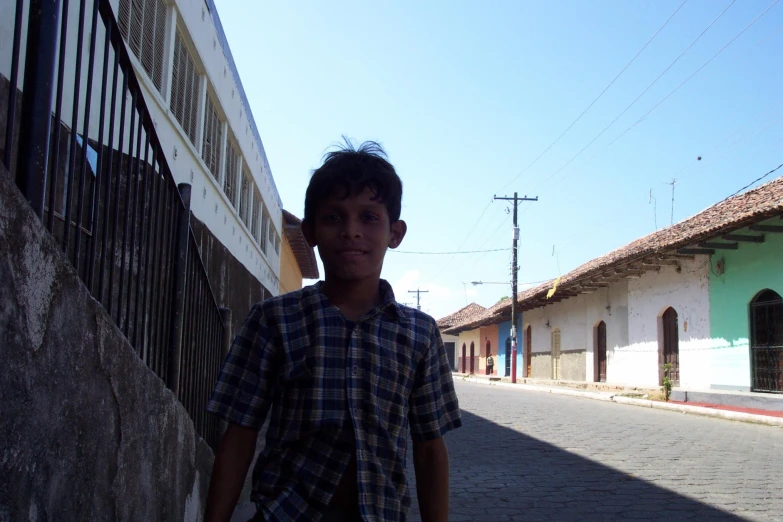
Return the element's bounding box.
[413,436,450,522]
[204,423,259,522]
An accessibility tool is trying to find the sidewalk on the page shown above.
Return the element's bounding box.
[454,373,783,428]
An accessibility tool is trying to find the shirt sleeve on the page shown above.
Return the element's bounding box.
[408,324,462,442]
[207,303,279,430]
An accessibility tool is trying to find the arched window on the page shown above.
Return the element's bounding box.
[658,307,679,386]
[750,289,783,393]
[594,321,607,382]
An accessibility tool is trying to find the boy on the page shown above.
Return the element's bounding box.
[486,353,494,376]
[204,140,461,522]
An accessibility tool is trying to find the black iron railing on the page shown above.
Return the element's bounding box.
[2,0,227,448]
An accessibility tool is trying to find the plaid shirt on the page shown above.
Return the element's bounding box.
[207,280,461,522]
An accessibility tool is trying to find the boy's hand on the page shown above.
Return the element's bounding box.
[412,436,450,522]
[205,423,259,522]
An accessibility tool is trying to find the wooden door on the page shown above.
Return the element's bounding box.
[525,325,532,378]
[662,308,680,385]
[596,321,607,382]
[461,343,466,373]
[551,328,561,380]
[485,340,492,375]
[469,342,475,374]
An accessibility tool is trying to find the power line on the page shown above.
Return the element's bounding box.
[543,0,780,193]
[391,247,511,255]
[527,0,737,195]
[728,161,783,197]
[497,0,689,192]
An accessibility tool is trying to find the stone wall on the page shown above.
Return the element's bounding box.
[560,351,586,381]
[191,214,271,336]
[0,165,213,521]
[531,353,552,379]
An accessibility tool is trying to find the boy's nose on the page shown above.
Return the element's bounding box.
[340,220,362,239]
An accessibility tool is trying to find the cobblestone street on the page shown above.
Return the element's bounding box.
[407,380,783,522]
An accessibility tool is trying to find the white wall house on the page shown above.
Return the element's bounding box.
[440,178,783,393]
[0,0,284,295]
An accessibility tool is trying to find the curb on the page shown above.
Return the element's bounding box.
[612,396,783,427]
[459,376,783,428]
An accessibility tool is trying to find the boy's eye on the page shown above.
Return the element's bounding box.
[322,213,340,223]
[362,213,379,222]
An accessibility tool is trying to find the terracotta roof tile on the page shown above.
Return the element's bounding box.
[282,210,319,280]
[437,303,486,329]
[444,175,783,332]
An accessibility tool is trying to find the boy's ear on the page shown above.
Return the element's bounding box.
[388,220,407,249]
[301,221,317,247]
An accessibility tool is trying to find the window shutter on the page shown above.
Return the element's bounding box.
[170,31,199,146]
[223,140,239,207]
[118,0,166,92]
[202,94,223,180]
[251,190,261,239]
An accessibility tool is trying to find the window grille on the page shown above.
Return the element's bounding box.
[170,31,200,145]
[118,0,167,92]
[239,171,252,227]
[223,140,239,207]
[202,94,223,180]
[260,208,269,255]
[251,190,261,240]
[275,233,281,255]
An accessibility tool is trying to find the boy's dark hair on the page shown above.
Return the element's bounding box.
[304,138,403,228]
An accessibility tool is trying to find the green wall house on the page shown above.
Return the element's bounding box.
[709,228,783,392]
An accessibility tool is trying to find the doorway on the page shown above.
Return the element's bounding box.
[461,343,466,373]
[659,307,680,385]
[469,342,475,374]
[525,325,532,378]
[750,289,783,393]
[485,340,492,375]
[595,321,607,382]
[551,328,561,380]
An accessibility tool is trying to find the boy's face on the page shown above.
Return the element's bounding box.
[302,187,406,283]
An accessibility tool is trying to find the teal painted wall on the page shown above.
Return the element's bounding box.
[709,231,783,389]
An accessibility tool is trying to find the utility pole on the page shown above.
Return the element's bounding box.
[493,192,538,383]
[407,288,429,311]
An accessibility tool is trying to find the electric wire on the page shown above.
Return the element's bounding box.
[391,247,511,255]
[728,161,783,197]
[542,0,780,193]
[497,0,689,193]
[526,0,738,195]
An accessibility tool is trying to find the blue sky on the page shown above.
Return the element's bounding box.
[213,0,783,319]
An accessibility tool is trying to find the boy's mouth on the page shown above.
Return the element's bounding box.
[337,250,367,257]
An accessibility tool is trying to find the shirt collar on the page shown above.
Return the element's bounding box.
[311,279,409,324]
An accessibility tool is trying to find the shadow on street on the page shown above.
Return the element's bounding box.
[407,410,745,521]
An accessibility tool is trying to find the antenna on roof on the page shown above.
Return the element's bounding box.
[649,189,657,231]
[666,178,677,226]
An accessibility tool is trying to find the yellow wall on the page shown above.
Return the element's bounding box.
[456,328,481,374]
[279,237,304,294]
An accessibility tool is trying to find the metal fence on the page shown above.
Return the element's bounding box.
[2,0,227,449]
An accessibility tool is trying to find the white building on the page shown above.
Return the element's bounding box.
[0,0,284,296]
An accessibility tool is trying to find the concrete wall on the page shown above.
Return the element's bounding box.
[709,228,783,391]
[478,324,499,375]
[0,160,212,520]
[441,334,460,372]
[626,260,711,388]
[457,329,480,374]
